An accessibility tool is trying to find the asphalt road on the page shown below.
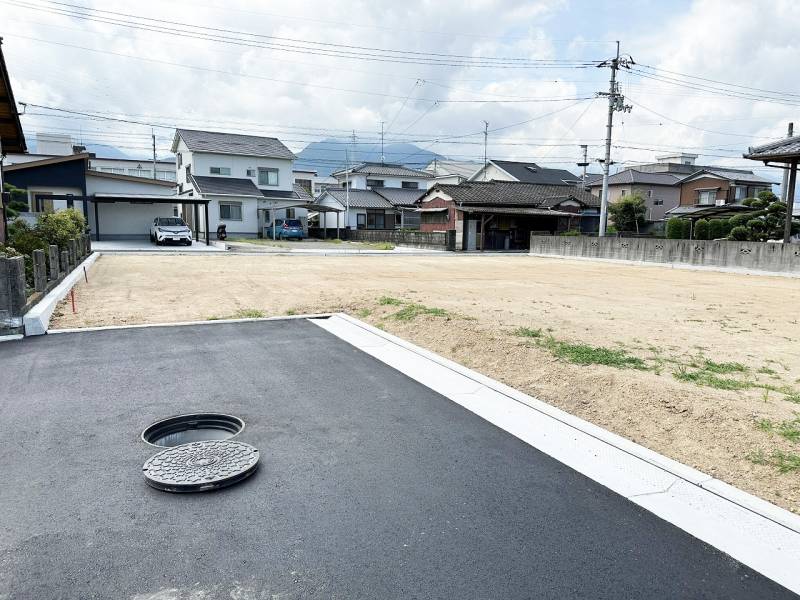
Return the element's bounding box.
[0,319,795,599]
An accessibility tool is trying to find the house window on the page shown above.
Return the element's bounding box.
[423,210,449,224]
[219,202,242,221]
[646,189,653,198]
[246,168,256,177]
[177,154,182,168]
[698,190,717,205]
[185,165,191,181]
[653,199,664,206]
[395,213,402,227]
[401,181,419,189]
[620,189,626,197]
[210,167,231,175]
[366,179,385,188]
[357,213,366,229]
[286,208,296,219]
[366,209,386,229]
[258,168,279,186]
[295,178,312,193]
[128,168,152,177]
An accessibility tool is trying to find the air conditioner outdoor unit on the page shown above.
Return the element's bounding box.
[715,199,725,206]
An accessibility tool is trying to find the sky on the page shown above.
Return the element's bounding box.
[3,0,800,194]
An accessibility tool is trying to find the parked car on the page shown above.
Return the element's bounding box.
[150,217,192,245]
[265,219,305,240]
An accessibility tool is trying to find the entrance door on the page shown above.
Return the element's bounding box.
[466,219,477,251]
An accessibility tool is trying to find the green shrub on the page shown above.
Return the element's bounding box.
[7,225,48,288]
[681,219,692,239]
[666,217,683,239]
[729,226,750,241]
[0,244,22,258]
[36,208,86,250]
[694,219,710,240]
[560,229,581,236]
[728,213,750,228]
[708,219,725,240]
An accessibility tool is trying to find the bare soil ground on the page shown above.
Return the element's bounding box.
[53,254,800,511]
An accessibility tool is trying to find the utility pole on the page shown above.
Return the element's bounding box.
[151,129,157,180]
[577,144,589,187]
[482,120,489,181]
[380,121,385,165]
[597,41,633,236]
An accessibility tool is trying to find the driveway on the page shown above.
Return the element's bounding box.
[93,239,226,253]
[0,319,794,599]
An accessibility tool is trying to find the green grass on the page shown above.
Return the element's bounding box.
[356,308,372,318]
[756,416,800,443]
[673,367,751,391]
[702,359,747,374]
[542,337,647,369]
[392,303,449,321]
[513,327,542,339]
[747,450,769,465]
[285,309,297,316]
[367,242,395,250]
[379,296,404,306]
[747,449,800,473]
[758,366,778,376]
[233,308,266,319]
[784,393,800,404]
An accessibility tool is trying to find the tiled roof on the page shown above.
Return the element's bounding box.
[332,162,433,179]
[175,129,295,160]
[374,187,427,206]
[679,168,774,185]
[292,183,312,200]
[588,170,681,187]
[190,175,263,196]
[427,180,599,208]
[323,189,394,209]
[745,135,800,161]
[424,160,483,179]
[484,160,579,185]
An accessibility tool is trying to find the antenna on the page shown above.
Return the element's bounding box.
[380,121,385,165]
[577,144,589,187]
[482,120,489,181]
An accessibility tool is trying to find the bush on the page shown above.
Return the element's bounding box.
[694,219,710,240]
[608,194,647,233]
[560,229,581,236]
[7,225,48,288]
[728,213,750,228]
[681,219,692,239]
[0,244,22,258]
[729,226,750,241]
[666,217,684,239]
[36,208,86,250]
[708,219,725,240]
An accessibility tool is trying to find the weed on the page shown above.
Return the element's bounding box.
[673,368,750,391]
[371,242,395,250]
[513,327,542,339]
[206,315,222,321]
[233,308,265,319]
[392,303,449,321]
[356,308,372,318]
[330,238,343,244]
[379,296,403,306]
[784,393,800,404]
[285,309,297,316]
[755,416,800,443]
[758,366,778,376]
[772,451,800,473]
[747,450,769,465]
[542,337,647,369]
[702,360,747,374]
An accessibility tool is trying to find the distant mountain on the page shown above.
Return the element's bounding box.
[295,138,443,176]
[26,138,132,159]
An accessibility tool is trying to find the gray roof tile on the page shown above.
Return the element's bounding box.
[745,135,800,161]
[588,170,681,187]
[323,189,394,209]
[176,129,295,160]
[427,181,599,208]
[485,160,579,185]
[191,175,263,196]
[374,187,427,206]
[333,162,433,179]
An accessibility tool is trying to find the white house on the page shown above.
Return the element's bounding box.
[423,159,482,185]
[89,157,176,182]
[316,186,425,231]
[172,129,311,238]
[330,162,432,192]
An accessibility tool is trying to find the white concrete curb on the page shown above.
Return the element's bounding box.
[0,334,23,343]
[529,251,800,278]
[22,252,100,336]
[313,313,800,594]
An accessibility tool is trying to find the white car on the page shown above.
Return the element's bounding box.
[150,217,193,246]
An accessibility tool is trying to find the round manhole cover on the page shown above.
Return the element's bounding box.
[142,440,259,493]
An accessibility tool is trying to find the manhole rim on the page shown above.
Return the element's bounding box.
[140,412,246,448]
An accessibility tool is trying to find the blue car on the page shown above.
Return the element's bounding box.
[265,219,305,240]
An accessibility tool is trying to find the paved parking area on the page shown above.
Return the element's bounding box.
[0,319,795,599]
[93,239,226,252]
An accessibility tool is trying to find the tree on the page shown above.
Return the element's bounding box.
[726,190,799,242]
[708,219,725,240]
[694,219,710,240]
[681,219,692,239]
[608,194,647,233]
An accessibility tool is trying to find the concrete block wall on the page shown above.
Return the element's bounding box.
[348,229,448,250]
[529,235,800,274]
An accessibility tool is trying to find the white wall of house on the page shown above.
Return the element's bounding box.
[334,172,430,191]
[469,162,514,182]
[89,157,176,181]
[86,174,176,196]
[25,186,83,213]
[189,153,294,192]
[89,202,175,239]
[201,197,309,238]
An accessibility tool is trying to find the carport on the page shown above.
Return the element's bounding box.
[92,194,210,245]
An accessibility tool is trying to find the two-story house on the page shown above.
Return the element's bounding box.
[172,129,311,238]
[317,162,433,230]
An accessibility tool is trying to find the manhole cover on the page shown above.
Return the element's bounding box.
[142,413,244,447]
[143,440,259,493]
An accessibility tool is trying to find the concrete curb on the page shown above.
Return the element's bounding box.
[529,251,800,278]
[23,253,100,336]
[313,313,800,593]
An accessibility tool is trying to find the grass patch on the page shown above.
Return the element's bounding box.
[673,367,751,391]
[285,309,297,316]
[784,393,800,404]
[379,296,404,306]
[773,451,800,473]
[368,242,395,250]
[392,303,449,321]
[356,308,372,318]
[542,337,647,369]
[513,327,542,339]
[702,359,747,374]
[756,416,800,443]
[233,308,265,319]
[758,366,778,376]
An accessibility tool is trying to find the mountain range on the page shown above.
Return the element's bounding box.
[293,138,443,176]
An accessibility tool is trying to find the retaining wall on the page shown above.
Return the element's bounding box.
[529,235,800,274]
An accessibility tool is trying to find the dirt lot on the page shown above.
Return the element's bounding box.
[53,253,800,511]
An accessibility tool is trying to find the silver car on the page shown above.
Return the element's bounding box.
[150,217,192,246]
